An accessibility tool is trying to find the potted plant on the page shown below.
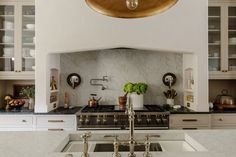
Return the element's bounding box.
[123,82,148,108]
[20,86,35,110]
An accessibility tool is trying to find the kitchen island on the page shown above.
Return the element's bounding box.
[0,130,235,157]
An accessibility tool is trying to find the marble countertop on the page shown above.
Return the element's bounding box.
[0,130,236,157]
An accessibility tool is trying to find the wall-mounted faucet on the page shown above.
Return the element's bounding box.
[90,76,108,90]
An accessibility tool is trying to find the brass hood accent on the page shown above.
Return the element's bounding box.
[85,0,178,18]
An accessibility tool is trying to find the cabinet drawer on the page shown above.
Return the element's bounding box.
[170,114,210,126]
[212,114,236,126]
[0,115,33,127]
[35,115,76,128]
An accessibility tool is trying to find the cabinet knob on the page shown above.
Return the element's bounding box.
[218,118,223,121]
[22,120,27,122]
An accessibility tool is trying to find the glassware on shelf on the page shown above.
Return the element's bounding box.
[22,5,35,72]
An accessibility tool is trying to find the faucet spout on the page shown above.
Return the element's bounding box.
[126,100,136,157]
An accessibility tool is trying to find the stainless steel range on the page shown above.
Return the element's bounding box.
[77,105,169,130]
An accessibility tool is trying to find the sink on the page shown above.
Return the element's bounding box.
[56,133,208,153]
[94,143,162,152]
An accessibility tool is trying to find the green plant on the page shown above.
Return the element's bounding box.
[20,86,35,98]
[123,82,148,95]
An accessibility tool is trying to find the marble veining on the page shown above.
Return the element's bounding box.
[60,49,183,106]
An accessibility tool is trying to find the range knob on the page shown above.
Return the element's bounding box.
[114,115,118,124]
[161,115,168,124]
[96,115,101,124]
[156,115,161,124]
[146,115,151,123]
[79,115,84,124]
[85,115,90,124]
[103,115,107,124]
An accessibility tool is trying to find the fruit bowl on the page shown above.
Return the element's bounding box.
[8,99,25,110]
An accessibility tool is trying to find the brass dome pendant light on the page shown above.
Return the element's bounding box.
[85,0,178,18]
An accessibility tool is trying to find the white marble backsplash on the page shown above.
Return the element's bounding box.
[60,49,183,106]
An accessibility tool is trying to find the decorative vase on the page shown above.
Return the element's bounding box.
[28,98,34,110]
[166,98,174,106]
[129,93,144,109]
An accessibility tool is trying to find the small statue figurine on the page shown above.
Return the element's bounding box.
[50,76,57,90]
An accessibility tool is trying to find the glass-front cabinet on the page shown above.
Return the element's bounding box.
[22,5,35,72]
[0,4,15,72]
[209,2,236,79]
[228,7,236,71]
[0,1,35,80]
[208,7,221,72]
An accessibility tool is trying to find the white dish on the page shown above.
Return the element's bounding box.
[26,24,35,30]
[3,21,14,29]
[29,49,35,57]
[2,36,13,43]
[3,48,14,57]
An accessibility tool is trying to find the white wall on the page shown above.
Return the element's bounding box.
[35,0,208,112]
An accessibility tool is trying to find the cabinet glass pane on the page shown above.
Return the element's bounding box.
[0,5,14,71]
[228,7,236,71]
[209,7,221,71]
[22,5,35,71]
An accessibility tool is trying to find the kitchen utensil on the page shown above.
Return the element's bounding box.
[215,89,235,105]
[88,94,101,107]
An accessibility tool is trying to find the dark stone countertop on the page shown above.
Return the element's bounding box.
[0,106,81,115]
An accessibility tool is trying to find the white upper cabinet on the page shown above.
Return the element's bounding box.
[209,1,236,79]
[0,0,35,80]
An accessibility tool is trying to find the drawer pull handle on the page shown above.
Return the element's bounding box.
[48,120,64,123]
[182,119,198,122]
[48,129,64,131]
[22,120,27,122]
[182,128,198,130]
[218,118,223,121]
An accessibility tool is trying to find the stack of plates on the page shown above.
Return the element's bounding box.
[229,37,236,44]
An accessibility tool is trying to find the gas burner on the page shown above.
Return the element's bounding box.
[144,105,166,112]
[81,105,115,113]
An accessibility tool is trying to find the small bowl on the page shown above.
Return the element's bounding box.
[26,24,35,30]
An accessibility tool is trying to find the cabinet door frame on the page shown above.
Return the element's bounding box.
[18,1,35,72]
[209,1,236,79]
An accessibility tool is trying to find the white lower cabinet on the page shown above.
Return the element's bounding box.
[34,115,77,131]
[170,114,211,130]
[211,114,236,129]
[0,115,34,131]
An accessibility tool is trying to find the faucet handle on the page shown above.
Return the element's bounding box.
[143,134,160,157]
[81,132,92,140]
[104,135,121,157]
